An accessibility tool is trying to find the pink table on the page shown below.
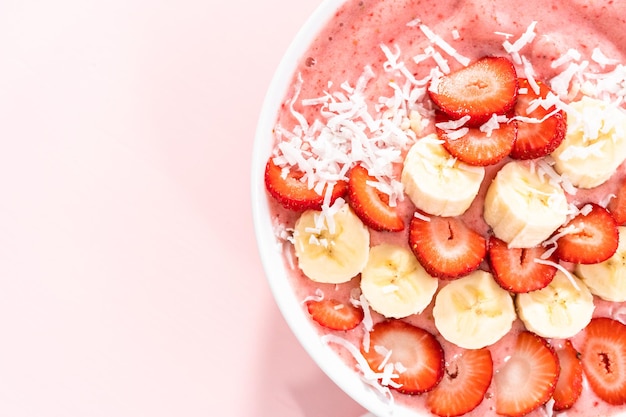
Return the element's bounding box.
[0,0,367,415]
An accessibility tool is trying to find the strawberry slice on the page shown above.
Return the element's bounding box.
[361,320,445,394]
[580,317,626,405]
[494,331,560,417]
[436,112,517,166]
[608,178,626,225]
[306,298,364,331]
[553,340,583,411]
[426,348,493,417]
[347,164,404,232]
[555,203,619,264]
[487,236,557,293]
[428,56,518,127]
[264,158,348,211]
[509,78,567,160]
[409,214,486,279]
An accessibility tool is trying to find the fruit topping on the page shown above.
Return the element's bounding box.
[483,160,568,248]
[348,164,404,232]
[552,340,583,411]
[265,158,348,211]
[580,317,626,405]
[433,270,516,350]
[401,134,485,217]
[494,331,560,417]
[360,243,438,319]
[509,78,567,160]
[428,56,518,127]
[408,214,486,279]
[608,178,626,225]
[293,205,370,284]
[436,111,517,166]
[576,225,626,302]
[516,270,595,339]
[551,96,626,189]
[306,298,364,331]
[555,203,619,264]
[487,236,557,293]
[361,320,445,395]
[426,348,493,417]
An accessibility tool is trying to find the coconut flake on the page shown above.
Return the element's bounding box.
[551,48,582,69]
[301,288,325,304]
[533,258,581,291]
[592,47,620,68]
[419,24,471,67]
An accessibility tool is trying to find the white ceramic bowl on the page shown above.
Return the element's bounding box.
[250,1,418,415]
[251,1,626,416]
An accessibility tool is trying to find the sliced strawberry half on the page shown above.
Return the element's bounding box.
[264,158,348,211]
[436,111,517,166]
[555,203,619,264]
[487,236,557,293]
[361,320,445,394]
[509,78,567,160]
[306,298,364,331]
[553,340,583,411]
[408,214,486,279]
[347,164,404,232]
[608,178,626,225]
[426,348,493,417]
[580,317,626,405]
[494,331,560,417]
[428,56,518,127]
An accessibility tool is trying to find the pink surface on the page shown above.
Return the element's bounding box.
[0,0,366,416]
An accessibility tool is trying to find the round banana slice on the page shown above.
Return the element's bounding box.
[360,243,439,319]
[433,270,516,349]
[293,204,370,284]
[516,270,595,339]
[401,134,485,217]
[483,160,568,248]
[576,226,626,302]
[551,96,626,189]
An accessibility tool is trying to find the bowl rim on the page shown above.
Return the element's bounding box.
[250,0,423,415]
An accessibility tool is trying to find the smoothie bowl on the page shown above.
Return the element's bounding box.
[251,0,626,415]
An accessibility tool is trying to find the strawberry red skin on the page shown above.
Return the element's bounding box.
[495,331,560,417]
[409,214,486,279]
[348,164,404,232]
[510,78,567,160]
[428,56,519,127]
[608,178,626,225]
[306,299,364,331]
[555,203,619,264]
[362,320,444,394]
[426,348,493,417]
[264,158,348,211]
[488,236,557,293]
[436,112,518,166]
[553,340,583,411]
[581,317,626,405]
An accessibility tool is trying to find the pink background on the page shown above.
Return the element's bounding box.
[0,0,367,416]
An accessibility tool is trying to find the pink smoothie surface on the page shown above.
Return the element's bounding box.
[264,0,626,415]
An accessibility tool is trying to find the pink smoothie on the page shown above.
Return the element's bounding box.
[264,0,626,415]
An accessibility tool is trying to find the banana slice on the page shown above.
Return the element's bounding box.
[576,226,626,302]
[293,204,370,284]
[483,160,569,248]
[551,96,626,189]
[433,270,516,349]
[360,243,439,319]
[516,270,595,339]
[401,134,485,217]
